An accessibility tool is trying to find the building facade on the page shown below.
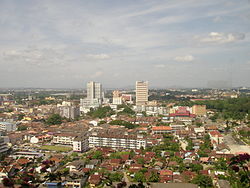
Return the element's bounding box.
[152,126,173,134]
[192,105,206,116]
[89,131,146,149]
[59,106,80,119]
[73,135,89,152]
[87,81,102,100]
[0,137,8,154]
[52,133,76,145]
[112,90,122,105]
[136,81,148,106]
[0,122,16,132]
[80,81,103,113]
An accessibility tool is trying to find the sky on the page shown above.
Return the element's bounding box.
[0,0,250,88]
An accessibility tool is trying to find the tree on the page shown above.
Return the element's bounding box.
[17,125,28,131]
[129,150,135,159]
[2,178,14,187]
[137,158,145,165]
[46,114,63,125]
[148,172,159,182]
[191,174,213,188]
[87,106,114,118]
[134,172,146,182]
[108,172,123,182]
[189,163,203,172]
[18,113,25,121]
[186,138,194,151]
[118,105,135,116]
[92,150,103,160]
[229,153,250,187]
[109,120,138,129]
[214,158,227,171]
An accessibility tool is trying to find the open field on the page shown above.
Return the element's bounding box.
[40,145,72,152]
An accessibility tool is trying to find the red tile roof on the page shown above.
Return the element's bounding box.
[152,126,172,131]
[89,174,101,185]
[209,130,223,137]
[160,169,173,176]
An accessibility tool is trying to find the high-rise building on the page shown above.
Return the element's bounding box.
[80,81,103,113]
[87,81,102,100]
[136,81,148,106]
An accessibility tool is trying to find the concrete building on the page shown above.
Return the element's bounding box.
[112,90,122,105]
[0,122,16,132]
[87,81,102,100]
[52,133,76,145]
[59,106,80,119]
[136,81,148,106]
[121,94,133,103]
[192,105,206,116]
[57,101,80,119]
[80,81,103,113]
[152,126,172,134]
[209,130,224,145]
[0,137,8,154]
[89,128,147,149]
[73,134,89,152]
[0,94,15,106]
[87,81,102,99]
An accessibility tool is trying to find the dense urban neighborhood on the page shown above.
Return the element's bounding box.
[0,84,249,188]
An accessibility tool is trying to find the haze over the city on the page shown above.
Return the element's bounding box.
[0,0,249,88]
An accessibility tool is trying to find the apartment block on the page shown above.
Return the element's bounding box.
[89,129,146,149]
[52,133,76,145]
[73,134,89,152]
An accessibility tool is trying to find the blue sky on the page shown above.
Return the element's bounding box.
[0,0,249,88]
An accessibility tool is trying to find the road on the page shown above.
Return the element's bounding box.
[224,133,250,154]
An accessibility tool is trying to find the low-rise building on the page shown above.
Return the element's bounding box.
[0,122,16,132]
[209,130,224,145]
[152,126,172,134]
[192,105,206,116]
[89,128,147,149]
[0,137,8,154]
[52,133,76,145]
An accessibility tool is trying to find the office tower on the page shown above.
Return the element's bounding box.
[87,81,102,100]
[136,81,148,106]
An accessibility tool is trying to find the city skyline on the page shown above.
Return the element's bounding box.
[0,0,250,88]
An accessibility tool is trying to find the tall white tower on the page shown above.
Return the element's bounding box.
[87,81,102,100]
[136,81,148,106]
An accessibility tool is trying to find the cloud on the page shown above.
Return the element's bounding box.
[91,71,103,78]
[154,64,165,68]
[174,55,194,62]
[213,16,222,23]
[86,53,110,60]
[2,47,67,67]
[199,32,245,44]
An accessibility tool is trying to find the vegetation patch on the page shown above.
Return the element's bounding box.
[40,145,72,152]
